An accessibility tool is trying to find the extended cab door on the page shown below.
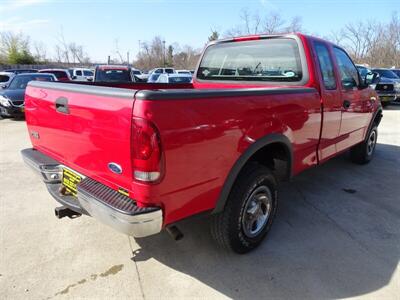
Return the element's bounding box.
[332,47,373,152]
[313,41,342,162]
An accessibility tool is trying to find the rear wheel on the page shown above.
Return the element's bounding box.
[211,163,278,254]
[350,125,378,164]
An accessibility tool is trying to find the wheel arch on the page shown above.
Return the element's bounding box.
[212,133,293,214]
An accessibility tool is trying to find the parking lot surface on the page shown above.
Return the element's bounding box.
[1,106,399,299]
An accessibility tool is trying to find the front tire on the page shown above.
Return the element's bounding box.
[350,125,378,164]
[211,163,278,254]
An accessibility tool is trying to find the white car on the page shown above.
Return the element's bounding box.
[150,67,176,75]
[176,70,192,75]
[155,73,192,84]
[0,72,15,88]
[131,68,148,81]
[68,68,94,81]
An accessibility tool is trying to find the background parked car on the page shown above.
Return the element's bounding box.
[0,73,56,118]
[155,73,192,83]
[0,72,15,88]
[131,68,148,82]
[176,69,192,75]
[39,69,72,81]
[133,69,150,81]
[3,69,38,74]
[94,65,135,82]
[391,69,400,78]
[147,73,161,83]
[356,65,374,83]
[371,68,400,106]
[68,68,94,81]
[149,67,176,75]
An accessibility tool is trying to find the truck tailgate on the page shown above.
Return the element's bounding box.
[25,81,136,190]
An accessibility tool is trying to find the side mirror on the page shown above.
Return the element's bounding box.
[72,75,77,80]
[371,72,380,83]
[86,77,93,82]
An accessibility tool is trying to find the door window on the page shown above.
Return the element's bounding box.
[333,47,359,89]
[314,42,336,90]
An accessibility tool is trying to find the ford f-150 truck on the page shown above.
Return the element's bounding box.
[22,34,382,253]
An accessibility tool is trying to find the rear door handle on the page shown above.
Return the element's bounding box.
[343,100,351,109]
[55,97,69,114]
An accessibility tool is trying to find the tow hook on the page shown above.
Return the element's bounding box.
[55,206,81,219]
[166,225,184,241]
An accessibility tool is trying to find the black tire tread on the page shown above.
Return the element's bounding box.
[211,162,277,253]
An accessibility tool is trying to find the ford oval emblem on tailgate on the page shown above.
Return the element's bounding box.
[108,163,122,174]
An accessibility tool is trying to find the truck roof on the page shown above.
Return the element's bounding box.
[97,65,130,70]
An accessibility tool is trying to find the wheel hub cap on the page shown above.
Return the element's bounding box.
[242,185,272,238]
[367,130,376,156]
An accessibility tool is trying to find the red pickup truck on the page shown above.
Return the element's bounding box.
[22,34,382,253]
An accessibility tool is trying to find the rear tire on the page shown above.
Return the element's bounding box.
[211,163,278,254]
[350,125,378,164]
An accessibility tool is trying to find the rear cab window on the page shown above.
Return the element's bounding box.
[197,36,308,85]
[96,69,132,82]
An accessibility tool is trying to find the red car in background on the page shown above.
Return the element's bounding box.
[38,69,72,81]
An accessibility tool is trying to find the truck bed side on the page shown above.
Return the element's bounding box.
[131,87,321,224]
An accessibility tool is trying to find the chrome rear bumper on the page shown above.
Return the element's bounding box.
[21,148,163,238]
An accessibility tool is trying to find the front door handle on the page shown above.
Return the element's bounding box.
[343,100,351,109]
[55,97,69,114]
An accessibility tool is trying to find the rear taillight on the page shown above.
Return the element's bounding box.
[131,117,162,182]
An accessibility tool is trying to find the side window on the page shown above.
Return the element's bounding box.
[154,69,162,74]
[159,75,168,83]
[76,70,82,76]
[333,47,359,89]
[314,42,336,90]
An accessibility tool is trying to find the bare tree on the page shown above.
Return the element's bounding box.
[33,41,48,62]
[224,10,303,37]
[54,28,90,64]
[329,13,400,67]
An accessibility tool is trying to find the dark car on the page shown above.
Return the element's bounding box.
[3,69,38,74]
[371,68,400,106]
[391,69,400,79]
[0,73,56,118]
[38,69,72,81]
[94,65,135,82]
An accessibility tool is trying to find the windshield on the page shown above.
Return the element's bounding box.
[373,69,399,79]
[0,75,11,82]
[44,71,69,80]
[8,74,54,89]
[132,70,141,75]
[391,70,400,77]
[169,76,192,83]
[96,69,131,82]
[198,38,303,82]
[83,70,93,76]
[148,74,161,82]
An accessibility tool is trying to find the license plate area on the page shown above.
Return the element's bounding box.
[62,168,82,196]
